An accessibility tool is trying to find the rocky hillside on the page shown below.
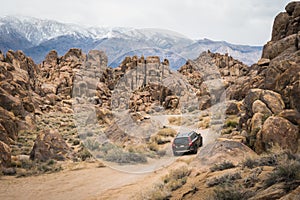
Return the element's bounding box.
[164,2,300,199]
[0,46,193,173]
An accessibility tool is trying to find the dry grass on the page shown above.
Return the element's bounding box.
[157,128,177,137]
[147,128,176,154]
[210,161,236,172]
[198,116,210,129]
[144,167,191,199]
[168,116,182,126]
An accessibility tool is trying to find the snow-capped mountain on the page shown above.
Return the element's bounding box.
[0,16,262,68]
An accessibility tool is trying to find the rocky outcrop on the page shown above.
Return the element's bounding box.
[0,50,40,148]
[240,1,300,154]
[179,52,250,101]
[30,129,72,162]
[241,88,300,153]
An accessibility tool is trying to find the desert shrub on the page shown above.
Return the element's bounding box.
[73,139,80,146]
[86,131,93,137]
[99,142,118,153]
[243,154,278,169]
[148,142,159,152]
[83,139,100,151]
[157,150,166,157]
[221,127,233,135]
[157,128,177,137]
[104,149,147,164]
[212,186,253,200]
[210,161,236,172]
[144,184,170,200]
[167,179,187,191]
[162,167,191,191]
[151,135,167,145]
[243,157,258,169]
[265,160,300,191]
[206,172,241,187]
[78,133,87,140]
[257,154,278,166]
[243,168,261,188]
[226,120,238,128]
[37,162,62,173]
[168,117,182,126]
[78,148,93,161]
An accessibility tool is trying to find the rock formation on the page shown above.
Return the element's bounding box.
[240,1,300,153]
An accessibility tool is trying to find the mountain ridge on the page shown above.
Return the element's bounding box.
[0,15,262,67]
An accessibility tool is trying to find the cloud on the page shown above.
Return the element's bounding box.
[0,0,293,45]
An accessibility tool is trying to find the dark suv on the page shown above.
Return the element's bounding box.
[172,131,203,156]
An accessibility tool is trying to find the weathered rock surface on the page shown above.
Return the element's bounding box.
[240,2,300,154]
[257,116,299,153]
[196,140,257,167]
[30,129,72,162]
[0,140,11,168]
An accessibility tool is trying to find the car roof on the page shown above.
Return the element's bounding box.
[176,131,195,138]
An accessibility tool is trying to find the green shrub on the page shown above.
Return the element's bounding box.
[226,120,238,128]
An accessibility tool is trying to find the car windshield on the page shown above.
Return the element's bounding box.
[174,137,189,145]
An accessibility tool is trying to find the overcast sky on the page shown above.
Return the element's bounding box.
[1,0,293,45]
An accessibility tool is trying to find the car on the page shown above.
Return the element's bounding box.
[172,131,203,156]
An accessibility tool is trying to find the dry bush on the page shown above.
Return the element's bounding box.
[157,128,177,137]
[210,161,236,172]
[265,159,300,192]
[163,167,191,191]
[168,116,182,126]
[198,116,210,129]
[206,172,241,187]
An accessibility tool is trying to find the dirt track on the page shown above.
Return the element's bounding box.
[0,158,193,200]
[0,116,215,200]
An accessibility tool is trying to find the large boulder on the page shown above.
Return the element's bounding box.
[252,100,272,116]
[30,129,72,162]
[196,140,257,167]
[260,90,285,114]
[258,116,299,153]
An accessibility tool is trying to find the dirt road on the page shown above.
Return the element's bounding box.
[0,158,192,200]
[0,114,216,200]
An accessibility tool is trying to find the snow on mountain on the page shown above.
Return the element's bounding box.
[0,16,262,68]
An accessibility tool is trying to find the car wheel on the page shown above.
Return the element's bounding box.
[199,137,203,147]
[193,145,198,154]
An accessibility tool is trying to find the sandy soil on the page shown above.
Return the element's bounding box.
[0,157,193,200]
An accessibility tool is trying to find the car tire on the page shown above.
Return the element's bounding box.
[173,151,178,156]
[193,145,198,154]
